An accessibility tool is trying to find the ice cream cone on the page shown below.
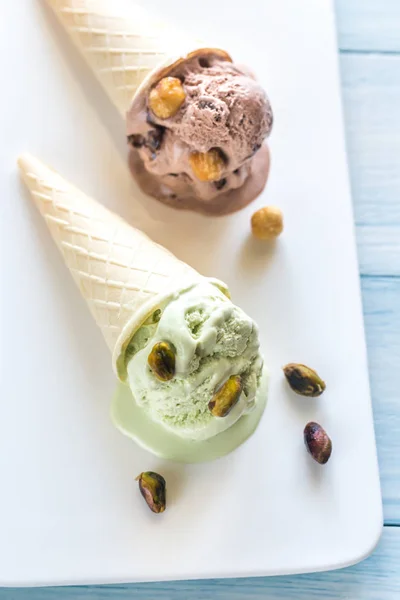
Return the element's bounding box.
[45,0,231,117]
[18,154,228,379]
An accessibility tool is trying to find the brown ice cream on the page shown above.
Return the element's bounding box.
[127,52,273,216]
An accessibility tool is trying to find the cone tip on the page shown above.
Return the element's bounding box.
[17,153,39,175]
[17,153,29,170]
[17,154,59,184]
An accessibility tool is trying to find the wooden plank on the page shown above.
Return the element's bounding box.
[340,54,400,275]
[2,527,399,598]
[336,0,400,52]
[338,53,400,524]
[362,277,400,522]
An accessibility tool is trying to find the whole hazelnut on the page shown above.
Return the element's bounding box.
[189,149,225,182]
[251,206,283,240]
[149,77,186,120]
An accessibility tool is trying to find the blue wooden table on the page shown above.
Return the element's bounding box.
[4,1,400,597]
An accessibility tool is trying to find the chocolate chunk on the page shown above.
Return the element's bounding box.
[199,57,210,68]
[146,128,164,152]
[233,168,241,175]
[215,178,227,190]
[128,128,164,154]
[198,99,216,111]
[146,113,157,126]
[128,134,145,148]
[198,99,224,123]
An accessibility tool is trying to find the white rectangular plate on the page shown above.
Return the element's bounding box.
[0,0,382,587]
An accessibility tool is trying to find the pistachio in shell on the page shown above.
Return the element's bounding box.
[136,471,166,513]
[304,422,332,464]
[148,341,176,381]
[283,363,326,397]
[208,375,243,418]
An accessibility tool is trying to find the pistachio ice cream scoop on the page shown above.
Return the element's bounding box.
[125,281,264,442]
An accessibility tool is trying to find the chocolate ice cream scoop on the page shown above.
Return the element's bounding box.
[43,1,271,215]
[127,52,273,216]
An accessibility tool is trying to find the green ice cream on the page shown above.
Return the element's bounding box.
[125,281,264,441]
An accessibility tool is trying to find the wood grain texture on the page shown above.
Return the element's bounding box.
[362,277,400,522]
[341,54,400,276]
[2,528,400,599]
[336,0,400,52]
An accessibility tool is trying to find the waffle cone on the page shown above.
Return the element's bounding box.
[45,0,231,117]
[18,154,228,379]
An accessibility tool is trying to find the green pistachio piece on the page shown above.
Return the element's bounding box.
[283,363,326,397]
[208,375,243,418]
[136,471,166,513]
[152,309,162,323]
[148,341,176,381]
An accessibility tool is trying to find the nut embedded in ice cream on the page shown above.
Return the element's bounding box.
[149,77,187,120]
[127,53,273,215]
[209,375,243,418]
[126,281,264,441]
[189,149,225,182]
[148,341,176,382]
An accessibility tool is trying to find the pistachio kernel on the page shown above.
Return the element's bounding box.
[283,363,326,397]
[304,422,332,464]
[152,309,162,324]
[209,375,243,418]
[136,472,166,513]
[148,341,176,381]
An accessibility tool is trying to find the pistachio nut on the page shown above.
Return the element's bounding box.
[148,341,176,381]
[209,375,243,418]
[143,309,162,326]
[152,309,162,323]
[304,422,332,465]
[283,363,326,397]
[136,472,166,513]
